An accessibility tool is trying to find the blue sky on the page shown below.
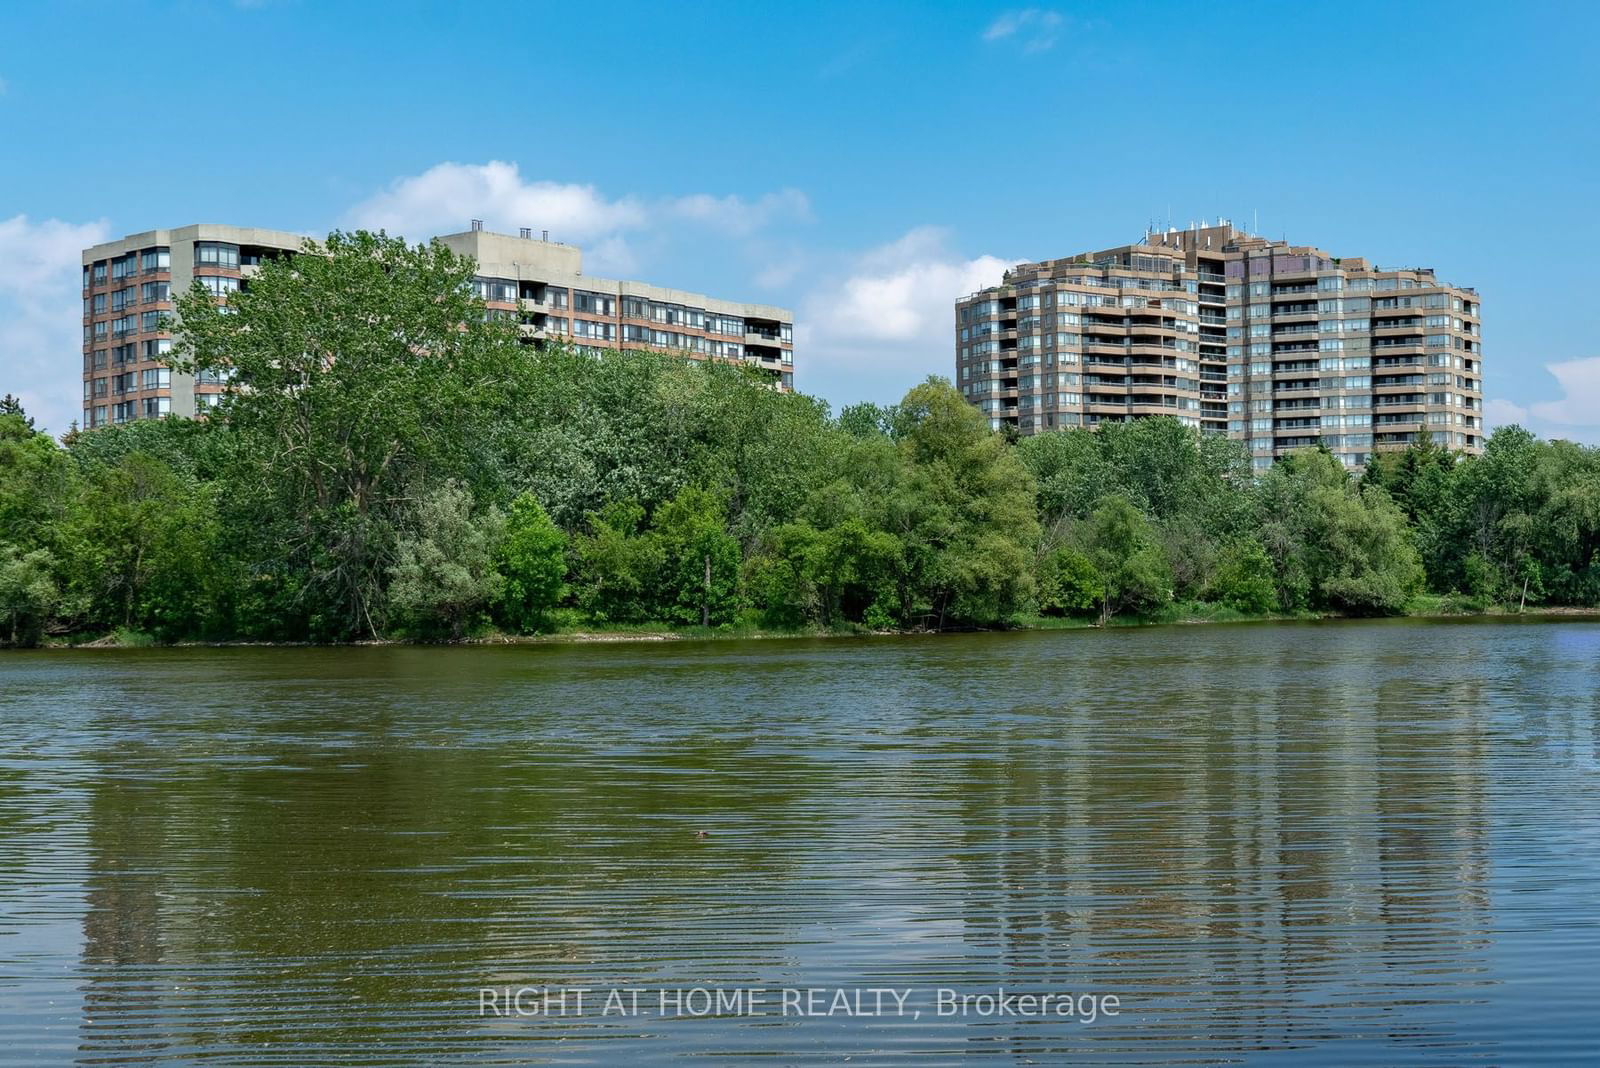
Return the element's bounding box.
[2,0,1597,439]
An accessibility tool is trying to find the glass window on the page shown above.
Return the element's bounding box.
[196,275,240,296]
[571,318,616,340]
[194,242,240,269]
[573,290,616,316]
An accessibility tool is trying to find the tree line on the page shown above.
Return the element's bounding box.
[2,231,1596,647]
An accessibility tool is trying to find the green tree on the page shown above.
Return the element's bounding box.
[0,394,35,431]
[892,378,1039,627]
[1035,545,1102,616]
[1257,449,1423,615]
[388,481,505,639]
[1078,494,1172,623]
[1529,439,1600,606]
[66,452,221,637]
[653,486,741,626]
[1,408,76,552]
[572,499,666,624]
[1447,426,1544,607]
[170,230,522,639]
[0,546,59,647]
[1362,434,1461,590]
[754,516,903,628]
[495,493,567,633]
[1206,539,1278,615]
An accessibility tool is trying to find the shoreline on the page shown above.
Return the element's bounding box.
[30,605,1600,650]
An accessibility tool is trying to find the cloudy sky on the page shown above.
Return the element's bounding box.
[1,2,1597,441]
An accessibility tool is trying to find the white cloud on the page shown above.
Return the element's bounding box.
[1487,356,1600,445]
[0,215,111,436]
[797,226,1013,405]
[348,161,647,243]
[671,189,811,236]
[1528,357,1600,428]
[347,160,809,256]
[983,9,1064,53]
[1483,397,1529,430]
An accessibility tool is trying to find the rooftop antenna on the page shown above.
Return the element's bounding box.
[519,227,531,239]
[1252,208,1258,235]
[470,218,483,232]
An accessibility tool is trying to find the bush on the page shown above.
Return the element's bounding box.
[1036,545,1101,616]
[0,545,59,647]
[495,494,566,633]
[388,481,505,639]
[1208,540,1277,614]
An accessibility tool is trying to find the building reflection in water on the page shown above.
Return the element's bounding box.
[56,624,1598,1064]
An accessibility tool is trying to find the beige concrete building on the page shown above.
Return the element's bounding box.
[81,222,794,428]
[956,222,1484,467]
[81,224,305,426]
[436,224,793,389]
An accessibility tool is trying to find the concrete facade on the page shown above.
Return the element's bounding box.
[81,223,794,429]
[81,224,307,426]
[436,227,793,388]
[955,223,1484,467]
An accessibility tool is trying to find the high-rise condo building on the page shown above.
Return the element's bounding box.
[955,222,1484,468]
[81,222,794,429]
[81,224,305,428]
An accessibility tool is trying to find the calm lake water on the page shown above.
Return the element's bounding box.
[2,619,1598,1065]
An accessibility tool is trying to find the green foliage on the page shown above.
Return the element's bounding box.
[1,411,74,550]
[573,499,666,624]
[0,394,34,429]
[170,230,522,638]
[1021,417,1253,606]
[1077,495,1173,622]
[5,236,1597,646]
[1258,449,1423,615]
[1035,545,1102,616]
[0,545,59,647]
[387,481,504,639]
[1208,540,1278,614]
[495,494,566,633]
[66,452,222,637]
[894,379,1040,627]
[653,486,742,626]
